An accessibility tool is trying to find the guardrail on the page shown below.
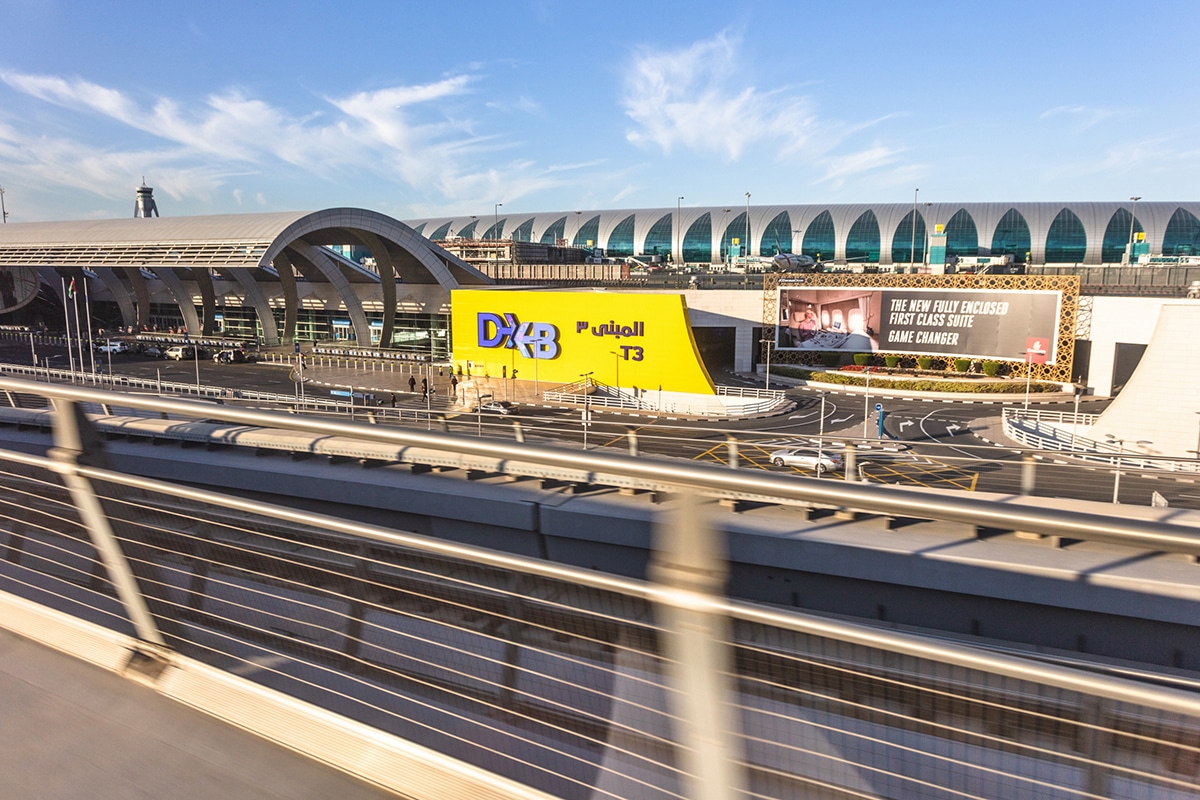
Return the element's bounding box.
[1003,407,1200,473]
[1,380,1199,800]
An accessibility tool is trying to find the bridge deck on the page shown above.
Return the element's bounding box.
[0,626,403,800]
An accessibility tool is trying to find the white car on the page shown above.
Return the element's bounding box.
[163,345,195,361]
[769,448,843,474]
[94,340,129,354]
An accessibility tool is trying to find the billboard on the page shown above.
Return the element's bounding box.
[776,286,1063,363]
[452,289,717,393]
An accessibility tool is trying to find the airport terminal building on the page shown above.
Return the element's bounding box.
[0,197,1198,398]
[408,201,1200,267]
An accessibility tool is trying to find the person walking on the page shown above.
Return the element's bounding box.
[408,375,416,393]
[450,374,458,400]
[420,377,428,398]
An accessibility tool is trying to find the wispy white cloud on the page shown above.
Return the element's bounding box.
[816,145,904,188]
[621,32,816,161]
[0,70,584,209]
[1040,104,1117,131]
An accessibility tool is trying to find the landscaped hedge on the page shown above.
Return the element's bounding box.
[770,365,1061,393]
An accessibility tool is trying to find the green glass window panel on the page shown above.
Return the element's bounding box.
[721,212,749,258]
[683,213,712,263]
[643,213,673,256]
[510,218,534,242]
[429,221,452,240]
[455,219,478,239]
[482,219,506,239]
[1044,207,1086,263]
[573,214,601,248]
[846,210,881,263]
[606,214,636,257]
[1100,209,1143,262]
[760,211,793,254]
[540,216,566,245]
[944,209,979,259]
[412,222,426,236]
[989,208,1031,262]
[1163,207,1200,256]
[801,210,835,262]
[891,209,927,263]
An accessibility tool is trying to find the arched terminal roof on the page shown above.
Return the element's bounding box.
[0,208,491,345]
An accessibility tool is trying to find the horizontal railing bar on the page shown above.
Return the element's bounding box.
[6,437,1198,721]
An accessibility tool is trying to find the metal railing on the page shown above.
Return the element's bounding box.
[1,380,1199,799]
[1003,407,1200,473]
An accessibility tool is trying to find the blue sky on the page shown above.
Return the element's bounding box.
[0,0,1196,222]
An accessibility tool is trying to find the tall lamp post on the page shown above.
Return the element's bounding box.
[862,367,872,439]
[910,188,919,266]
[493,203,502,268]
[1127,196,1142,265]
[0,185,8,223]
[676,197,684,266]
[1105,435,1151,504]
[923,202,932,267]
[744,192,751,261]
[580,371,594,449]
[759,337,773,390]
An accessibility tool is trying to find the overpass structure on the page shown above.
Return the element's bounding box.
[1,379,1199,799]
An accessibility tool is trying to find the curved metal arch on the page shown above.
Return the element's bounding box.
[192,268,217,336]
[269,251,300,344]
[220,268,281,346]
[127,269,151,329]
[260,208,489,295]
[351,230,397,347]
[289,242,372,345]
[147,267,201,335]
[93,268,137,329]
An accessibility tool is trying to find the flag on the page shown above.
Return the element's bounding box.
[67,278,76,299]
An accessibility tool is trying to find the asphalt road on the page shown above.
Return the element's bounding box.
[7,342,1198,510]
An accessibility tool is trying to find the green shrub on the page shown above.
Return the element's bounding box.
[852,353,871,367]
[884,354,901,369]
[916,356,933,370]
[821,352,841,368]
[953,358,971,372]
[981,361,1000,376]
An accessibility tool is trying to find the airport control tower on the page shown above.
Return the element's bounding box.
[134,178,159,218]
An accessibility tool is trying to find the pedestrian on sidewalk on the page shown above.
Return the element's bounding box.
[421,377,428,398]
[408,375,416,393]
[450,375,458,398]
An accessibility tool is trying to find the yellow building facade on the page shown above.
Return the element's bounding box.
[451,289,716,393]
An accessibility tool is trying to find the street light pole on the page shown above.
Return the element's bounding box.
[580,371,593,449]
[862,367,872,439]
[494,202,502,268]
[911,188,919,265]
[817,392,827,472]
[759,337,772,390]
[923,202,932,267]
[676,197,684,266]
[1105,435,1151,504]
[744,192,751,261]
[1127,196,1142,265]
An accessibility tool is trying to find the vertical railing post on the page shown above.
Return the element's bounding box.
[649,493,745,800]
[48,398,165,647]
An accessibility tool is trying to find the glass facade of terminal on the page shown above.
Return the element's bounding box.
[510,218,534,242]
[1163,208,1200,255]
[760,211,792,254]
[540,216,566,245]
[606,214,636,257]
[802,211,835,262]
[643,213,672,257]
[683,213,712,263]
[990,208,1031,263]
[573,215,600,248]
[943,209,979,259]
[891,209,927,264]
[846,210,881,264]
[1045,208,1087,263]
[722,212,749,259]
[1100,209,1142,263]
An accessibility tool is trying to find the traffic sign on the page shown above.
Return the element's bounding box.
[874,403,883,412]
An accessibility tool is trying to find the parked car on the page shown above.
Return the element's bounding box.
[140,345,165,358]
[94,340,129,354]
[163,345,195,361]
[472,400,517,415]
[212,349,251,363]
[769,448,843,474]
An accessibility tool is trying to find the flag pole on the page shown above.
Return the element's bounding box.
[71,278,86,380]
[83,275,97,376]
[60,276,75,377]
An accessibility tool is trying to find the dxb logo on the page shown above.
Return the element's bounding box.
[477,312,559,359]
